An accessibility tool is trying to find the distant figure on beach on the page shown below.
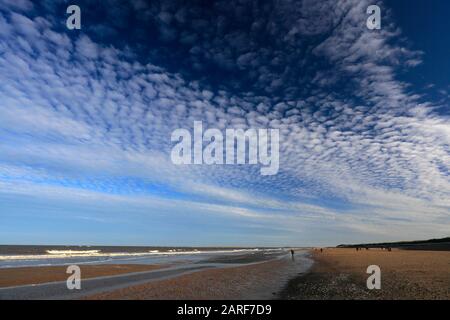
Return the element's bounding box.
[290,249,295,261]
[320,248,323,253]
[388,247,392,252]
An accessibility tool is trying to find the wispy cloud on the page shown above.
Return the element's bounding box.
[0,0,449,245]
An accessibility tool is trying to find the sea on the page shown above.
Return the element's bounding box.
[0,245,289,268]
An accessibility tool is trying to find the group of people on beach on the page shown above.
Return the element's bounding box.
[355,247,392,251]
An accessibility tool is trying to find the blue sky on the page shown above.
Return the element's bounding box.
[0,0,449,247]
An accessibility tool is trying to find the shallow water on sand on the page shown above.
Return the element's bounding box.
[243,250,314,299]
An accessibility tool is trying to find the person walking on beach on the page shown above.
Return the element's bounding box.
[290,249,295,261]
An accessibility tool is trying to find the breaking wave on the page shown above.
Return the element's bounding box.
[0,248,279,261]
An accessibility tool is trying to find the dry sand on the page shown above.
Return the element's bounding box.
[0,264,166,288]
[281,248,450,300]
[84,258,294,300]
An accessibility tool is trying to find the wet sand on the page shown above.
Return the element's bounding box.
[0,264,166,288]
[281,248,450,300]
[85,255,310,300]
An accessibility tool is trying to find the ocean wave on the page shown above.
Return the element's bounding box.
[46,250,101,255]
[0,248,282,261]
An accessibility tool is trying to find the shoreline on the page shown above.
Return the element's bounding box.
[84,254,311,300]
[0,251,311,299]
[2,248,448,299]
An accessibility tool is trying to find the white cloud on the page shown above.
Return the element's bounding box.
[0,1,449,244]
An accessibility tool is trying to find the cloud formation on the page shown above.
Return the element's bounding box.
[0,0,449,245]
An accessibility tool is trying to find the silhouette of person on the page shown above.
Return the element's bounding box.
[290,249,295,261]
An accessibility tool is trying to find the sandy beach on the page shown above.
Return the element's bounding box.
[1,248,448,299]
[0,250,311,299]
[86,248,450,300]
[0,264,166,288]
[84,257,303,300]
[282,248,450,300]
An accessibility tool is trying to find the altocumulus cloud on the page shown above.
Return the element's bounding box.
[0,0,449,245]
